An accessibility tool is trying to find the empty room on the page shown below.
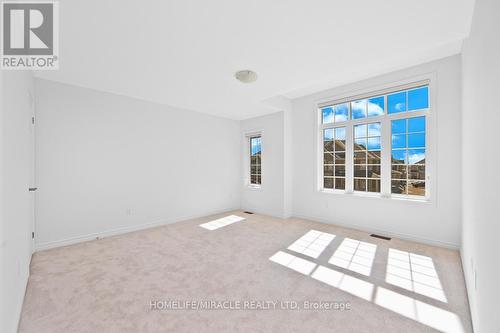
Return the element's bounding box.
[1,0,499,332]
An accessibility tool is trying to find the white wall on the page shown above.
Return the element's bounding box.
[0,71,34,333]
[290,55,462,248]
[461,0,500,331]
[240,112,287,217]
[35,79,241,249]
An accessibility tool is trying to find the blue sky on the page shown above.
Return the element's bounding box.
[251,137,261,155]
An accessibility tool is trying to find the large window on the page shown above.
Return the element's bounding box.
[319,82,429,199]
[249,136,262,185]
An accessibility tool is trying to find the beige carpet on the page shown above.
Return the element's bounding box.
[19,211,473,332]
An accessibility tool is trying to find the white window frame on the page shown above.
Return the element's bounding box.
[315,75,435,202]
[244,131,263,189]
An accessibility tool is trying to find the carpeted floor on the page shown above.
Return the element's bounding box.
[19,211,473,332]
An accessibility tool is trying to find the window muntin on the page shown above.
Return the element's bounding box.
[391,116,426,196]
[250,136,261,185]
[354,122,381,192]
[323,127,346,190]
[319,83,429,199]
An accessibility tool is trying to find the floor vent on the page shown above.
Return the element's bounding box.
[370,234,391,241]
[244,211,254,214]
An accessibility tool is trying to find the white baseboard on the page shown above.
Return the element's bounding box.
[13,256,31,333]
[35,207,240,252]
[292,213,459,250]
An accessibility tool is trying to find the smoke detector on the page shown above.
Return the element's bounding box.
[235,70,258,83]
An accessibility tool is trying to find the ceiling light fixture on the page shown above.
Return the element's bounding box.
[235,70,258,83]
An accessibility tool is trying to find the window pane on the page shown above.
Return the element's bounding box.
[322,107,334,123]
[251,137,261,155]
[392,119,406,134]
[334,152,346,164]
[324,177,334,189]
[251,166,258,174]
[367,151,381,164]
[392,180,406,194]
[354,151,366,164]
[354,138,367,151]
[335,139,346,151]
[408,87,429,111]
[354,178,366,191]
[324,165,334,176]
[367,179,380,192]
[323,128,334,140]
[324,140,334,152]
[392,165,407,179]
[251,155,258,165]
[335,165,346,177]
[335,127,346,140]
[392,150,407,164]
[324,153,334,164]
[256,175,261,185]
[354,124,367,138]
[368,123,381,137]
[408,133,425,148]
[334,104,349,122]
[388,91,406,114]
[408,165,425,180]
[407,181,425,195]
[408,149,425,164]
[408,116,425,133]
[367,96,384,117]
[392,134,406,149]
[251,175,257,184]
[334,178,345,190]
[367,137,381,150]
[354,165,367,177]
[352,100,367,119]
[367,165,381,178]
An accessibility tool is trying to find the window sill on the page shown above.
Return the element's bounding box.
[319,189,430,203]
[246,184,262,190]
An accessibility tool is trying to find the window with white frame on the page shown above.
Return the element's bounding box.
[354,122,381,192]
[249,136,262,185]
[319,82,429,198]
[323,126,346,190]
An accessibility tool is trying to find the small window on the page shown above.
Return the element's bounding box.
[388,86,429,114]
[354,122,381,192]
[322,103,349,124]
[388,91,407,114]
[250,136,261,185]
[351,96,385,120]
[323,127,346,190]
[391,116,426,196]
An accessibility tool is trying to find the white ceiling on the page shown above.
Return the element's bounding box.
[35,0,474,120]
